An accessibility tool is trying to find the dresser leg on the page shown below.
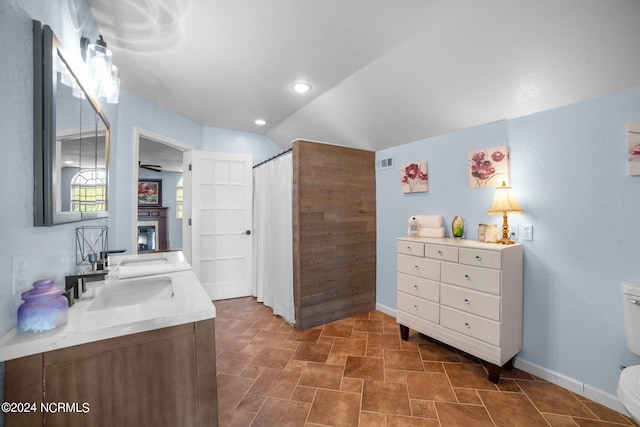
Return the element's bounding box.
[399,324,409,340]
[504,356,516,370]
[487,363,502,383]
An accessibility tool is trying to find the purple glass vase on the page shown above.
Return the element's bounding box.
[17,279,68,335]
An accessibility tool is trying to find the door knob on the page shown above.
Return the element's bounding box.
[245,230,251,235]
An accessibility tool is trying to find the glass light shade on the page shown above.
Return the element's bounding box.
[488,181,523,215]
[86,40,120,104]
[99,65,120,104]
[88,43,112,86]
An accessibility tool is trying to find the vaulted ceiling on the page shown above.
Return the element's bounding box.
[88,0,640,151]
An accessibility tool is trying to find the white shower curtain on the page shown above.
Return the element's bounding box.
[252,152,294,324]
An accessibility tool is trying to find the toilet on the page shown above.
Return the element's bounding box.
[617,281,640,422]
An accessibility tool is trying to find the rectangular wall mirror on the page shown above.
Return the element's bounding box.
[33,21,110,226]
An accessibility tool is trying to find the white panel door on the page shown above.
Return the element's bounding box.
[183,151,253,300]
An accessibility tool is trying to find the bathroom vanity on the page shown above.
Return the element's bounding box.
[396,237,523,383]
[1,252,218,427]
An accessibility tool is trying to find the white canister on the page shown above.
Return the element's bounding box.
[478,224,487,241]
[484,225,499,243]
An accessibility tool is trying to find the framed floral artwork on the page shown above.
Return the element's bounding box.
[468,146,510,188]
[401,161,428,193]
[628,121,640,176]
[138,179,162,206]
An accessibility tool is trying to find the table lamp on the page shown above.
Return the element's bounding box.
[487,181,523,244]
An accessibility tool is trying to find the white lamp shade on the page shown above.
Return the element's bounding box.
[488,181,523,215]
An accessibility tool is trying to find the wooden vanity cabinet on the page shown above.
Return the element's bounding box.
[5,319,217,427]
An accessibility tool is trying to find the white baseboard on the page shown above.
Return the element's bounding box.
[514,358,627,415]
[376,303,396,318]
[375,303,628,416]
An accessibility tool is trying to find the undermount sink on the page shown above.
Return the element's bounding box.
[87,276,174,311]
[118,256,170,267]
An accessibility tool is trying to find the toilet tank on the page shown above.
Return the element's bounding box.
[622,281,640,355]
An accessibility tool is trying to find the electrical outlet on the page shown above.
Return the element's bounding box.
[521,224,533,241]
[509,224,519,241]
[12,254,26,295]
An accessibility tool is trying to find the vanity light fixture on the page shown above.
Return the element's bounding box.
[487,181,523,244]
[292,81,312,93]
[84,35,120,104]
[254,119,267,125]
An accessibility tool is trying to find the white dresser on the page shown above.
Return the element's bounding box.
[396,237,523,382]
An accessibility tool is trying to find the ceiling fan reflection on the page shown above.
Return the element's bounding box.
[139,161,163,172]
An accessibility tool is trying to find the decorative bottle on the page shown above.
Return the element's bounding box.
[409,217,418,237]
[17,279,68,335]
[452,216,464,238]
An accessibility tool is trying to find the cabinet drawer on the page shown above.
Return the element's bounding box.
[441,306,500,346]
[459,248,501,269]
[441,262,501,295]
[397,241,424,257]
[397,292,439,324]
[397,254,440,281]
[424,244,458,262]
[441,284,500,321]
[397,273,439,302]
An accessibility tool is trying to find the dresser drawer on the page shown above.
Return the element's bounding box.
[441,306,500,346]
[459,248,502,269]
[397,254,440,281]
[440,284,500,321]
[397,292,439,324]
[397,240,424,257]
[441,262,501,294]
[397,273,439,302]
[424,244,458,262]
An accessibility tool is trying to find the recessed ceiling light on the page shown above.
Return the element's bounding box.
[292,82,312,93]
[254,119,267,125]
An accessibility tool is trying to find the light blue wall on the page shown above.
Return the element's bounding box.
[376,86,640,398]
[109,89,204,253]
[203,126,283,166]
[110,92,283,252]
[0,0,106,331]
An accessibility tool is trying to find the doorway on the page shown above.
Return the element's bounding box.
[132,128,194,254]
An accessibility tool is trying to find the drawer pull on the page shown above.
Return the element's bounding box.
[407,246,412,251]
[413,305,419,311]
[464,274,470,280]
[414,285,420,290]
[475,255,481,261]
[438,250,444,256]
[464,298,470,304]
[465,322,471,328]
[414,265,420,270]
[628,299,640,306]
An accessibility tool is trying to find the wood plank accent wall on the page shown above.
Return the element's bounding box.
[293,140,376,330]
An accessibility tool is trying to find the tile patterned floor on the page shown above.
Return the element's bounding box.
[215,297,637,427]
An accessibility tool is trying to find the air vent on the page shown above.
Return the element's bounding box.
[376,157,394,171]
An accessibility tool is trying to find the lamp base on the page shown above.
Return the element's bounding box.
[496,237,516,245]
[497,212,514,245]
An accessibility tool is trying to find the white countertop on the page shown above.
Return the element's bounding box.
[0,252,216,362]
